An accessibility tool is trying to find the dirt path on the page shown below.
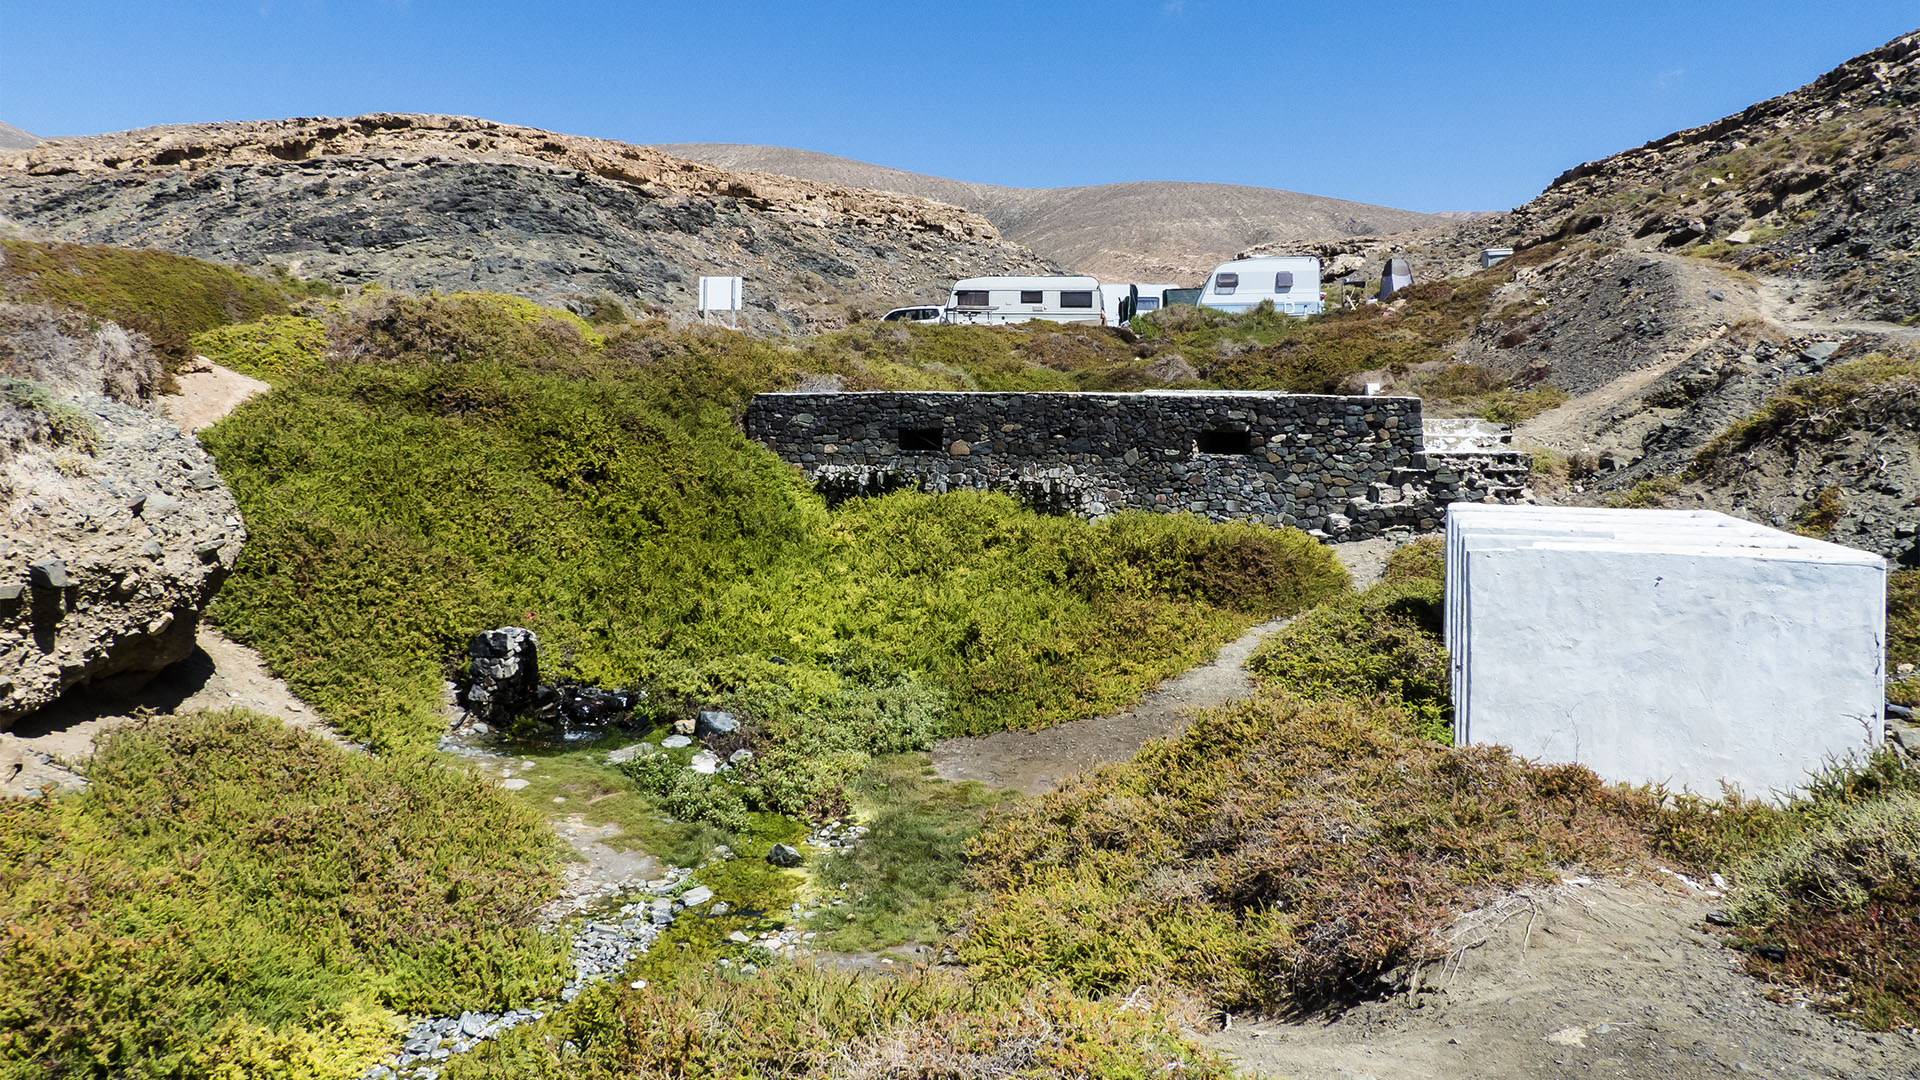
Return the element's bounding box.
[162,358,272,433]
[929,612,1291,795]
[1205,876,1920,1080]
[930,540,1393,796]
[0,626,348,795]
[1517,255,1920,455]
[1751,273,1920,342]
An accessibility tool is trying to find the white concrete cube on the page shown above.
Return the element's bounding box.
[1445,504,1886,800]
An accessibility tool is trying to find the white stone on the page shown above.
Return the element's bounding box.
[1446,505,1884,800]
[689,750,721,774]
[500,778,530,791]
[661,734,692,749]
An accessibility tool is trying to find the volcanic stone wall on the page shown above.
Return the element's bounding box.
[744,391,1477,538]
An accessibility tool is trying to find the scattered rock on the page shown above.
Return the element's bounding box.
[680,885,714,907]
[768,843,803,868]
[695,708,739,737]
[605,742,651,765]
[462,627,538,728]
[661,734,691,749]
[688,750,720,775]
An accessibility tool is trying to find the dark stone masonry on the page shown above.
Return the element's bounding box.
[743,391,1529,540]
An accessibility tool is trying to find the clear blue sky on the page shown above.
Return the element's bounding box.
[2,2,1914,212]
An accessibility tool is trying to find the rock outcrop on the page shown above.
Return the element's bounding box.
[0,394,243,727]
[0,113,1054,329]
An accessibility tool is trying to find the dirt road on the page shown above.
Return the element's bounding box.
[1206,876,1920,1080]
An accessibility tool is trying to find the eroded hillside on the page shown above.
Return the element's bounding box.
[0,114,1052,328]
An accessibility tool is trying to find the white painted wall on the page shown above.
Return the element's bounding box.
[1445,505,1886,800]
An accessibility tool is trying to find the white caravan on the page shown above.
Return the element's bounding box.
[1198,257,1324,316]
[944,275,1106,326]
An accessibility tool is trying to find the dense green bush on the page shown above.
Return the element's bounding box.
[0,239,293,365]
[1247,578,1450,742]
[1728,790,1920,1029]
[0,712,565,1080]
[443,963,1230,1080]
[200,294,1348,825]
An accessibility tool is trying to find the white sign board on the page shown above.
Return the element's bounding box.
[698,276,743,312]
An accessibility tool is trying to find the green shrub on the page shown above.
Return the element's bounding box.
[0,239,293,365]
[1603,475,1684,508]
[442,963,1229,1080]
[0,711,565,1079]
[1247,578,1451,742]
[1727,791,1920,1029]
[191,315,329,380]
[618,752,755,833]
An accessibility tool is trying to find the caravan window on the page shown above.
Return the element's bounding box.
[1214,272,1238,295]
[953,290,989,308]
[1274,271,1294,291]
[1060,291,1094,308]
[1020,290,1043,304]
[1137,297,1160,312]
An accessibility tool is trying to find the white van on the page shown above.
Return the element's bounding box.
[1198,257,1323,316]
[944,275,1106,326]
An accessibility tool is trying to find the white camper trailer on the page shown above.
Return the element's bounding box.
[1198,257,1323,316]
[944,275,1106,326]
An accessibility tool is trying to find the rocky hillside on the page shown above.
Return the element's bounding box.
[1500,30,1920,324]
[0,114,1052,329]
[1440,30,1920,564]
[0,123,37,150]
[656,143,1451,282]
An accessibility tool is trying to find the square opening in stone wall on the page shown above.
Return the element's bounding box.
[1196,429,1254,455]
[897,426,944,453]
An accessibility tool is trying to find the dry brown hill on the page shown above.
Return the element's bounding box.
[0,114,1051,329]
[654,143,1450,282]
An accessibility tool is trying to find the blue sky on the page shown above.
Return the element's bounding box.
[1,2,1913,212]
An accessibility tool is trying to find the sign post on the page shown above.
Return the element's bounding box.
[697,276,744,328]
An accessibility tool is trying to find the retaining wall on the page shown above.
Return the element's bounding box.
[745,390,1530,538]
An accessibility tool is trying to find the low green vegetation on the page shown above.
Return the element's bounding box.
[1891,569,1918,670]
[957,545,1919,1020]
[200,293,1346,824]
[805,754,1013,952]
[1246,575,1450,742]
[191,315,329,380]
[1691,351,1920,476]
[0,712,566,1080]
[442,964,1229,1080]
[1724,760,1920,1030]
[1603,475,1685,508]
[0,239,295,365]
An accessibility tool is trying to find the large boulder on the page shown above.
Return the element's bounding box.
[0,393,244,728]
